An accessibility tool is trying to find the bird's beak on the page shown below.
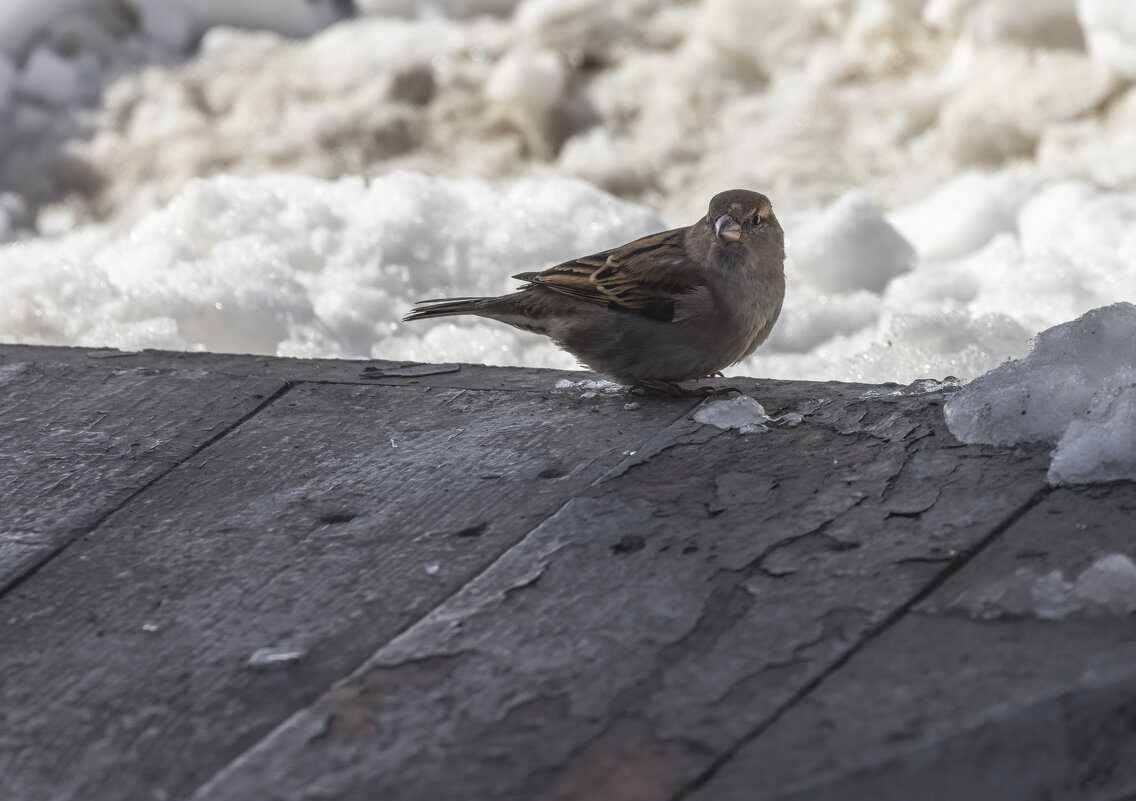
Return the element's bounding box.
[715,213,741,242]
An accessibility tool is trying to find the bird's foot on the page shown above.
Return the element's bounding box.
[629,379,741,398]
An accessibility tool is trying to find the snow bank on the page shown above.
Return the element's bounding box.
[3,168,1135,393]
[1078,0,1136,79]
[0,171,660,365]
[4,0,1136,235]
[0,0,1135,407]
[0,0,350,233]
[945,304,1136,485]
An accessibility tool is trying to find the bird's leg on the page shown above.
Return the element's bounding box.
[629,379,741,398]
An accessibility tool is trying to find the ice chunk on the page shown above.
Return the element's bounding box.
[0,364,27,383]
[694,396,772,434]
[944,303,1136,484]
[1073,554,1136,615]
[247,646,307,670]
[1049,389,1136,485]
[792,192,916,295]
[485,47,568,157]
[1078,0,1136,80]
[554,378,623,396]
[0,0,92,57]
[924,0,1081,47]
[889,169,1042,262]
[0,55,15,111]
[16,46,82,106]
[1016,181,1101,255]
[127,0,348,40]
[947,553,1136,620]
[357,0,521,17]
[129,0,195,51]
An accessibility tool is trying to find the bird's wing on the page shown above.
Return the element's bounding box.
[511,227,705,321]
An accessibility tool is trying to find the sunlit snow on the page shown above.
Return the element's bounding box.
[1,0,1136,485]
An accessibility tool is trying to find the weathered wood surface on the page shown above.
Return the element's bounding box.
[693,483,1136,801]
[0,357,285,592]
[1,344,1133,801]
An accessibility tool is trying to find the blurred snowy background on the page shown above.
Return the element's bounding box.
[1,0,1135,385]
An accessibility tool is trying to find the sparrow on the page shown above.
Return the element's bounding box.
[404,189,785,396]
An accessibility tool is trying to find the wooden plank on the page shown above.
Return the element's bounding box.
[691,483,1136,801]
[0,381,688,801]
[0,343,596,391]
[0,360,285,591]
[189,384,1053,801]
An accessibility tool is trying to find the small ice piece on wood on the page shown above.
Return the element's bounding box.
[945,552,1136,620]
[247,647,307,670]
[0,363,26,382]
[553,378,622,396]
[1073,553,1136,615]
[694,396,772,434]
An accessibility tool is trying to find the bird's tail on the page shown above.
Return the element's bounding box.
[403,297,489,322]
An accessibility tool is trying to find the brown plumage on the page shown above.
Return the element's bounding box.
[405,189,785,396]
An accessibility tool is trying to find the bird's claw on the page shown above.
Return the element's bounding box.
[629,380,741,398]
[697,385,743,398]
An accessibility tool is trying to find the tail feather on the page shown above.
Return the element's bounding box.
[403,297,489,322]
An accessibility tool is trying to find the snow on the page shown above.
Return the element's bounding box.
[554,378,624,397]
[16,45,85,106]
[0,171,659,364]
[3,164,1136,398]
[0,0,1133,477]
[947,553,1136,620]
[924,0,1082,48]
[694,397,772,435]
[1078,0,1136,79]
[0,0,1130,230]
[944,304,1136,485]
[792,192,915,295]
[356,0,522,17]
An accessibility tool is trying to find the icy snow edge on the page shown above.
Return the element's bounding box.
[944,303,1136,485]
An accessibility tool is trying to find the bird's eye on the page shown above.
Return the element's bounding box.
[750,212,763,227]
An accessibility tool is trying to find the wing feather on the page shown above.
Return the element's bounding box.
[510,228,704,321]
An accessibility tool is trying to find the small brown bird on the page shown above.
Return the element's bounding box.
[404,189,785,396]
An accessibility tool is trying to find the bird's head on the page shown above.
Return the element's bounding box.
[705,189,781,245]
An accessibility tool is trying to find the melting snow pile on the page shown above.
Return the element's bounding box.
[945,304,1136,485]
[5,167,1136,387]
[946,553,1136,620]
[1,0,1136,392]
[3,0,1136,232]
[0,172,660,363]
